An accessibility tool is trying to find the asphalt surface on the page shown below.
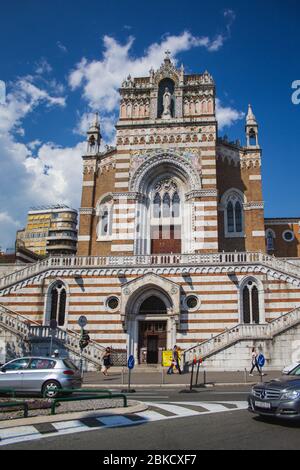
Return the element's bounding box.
[2,386,300,451]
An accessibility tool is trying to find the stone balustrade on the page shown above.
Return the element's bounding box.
[1,252,300,292]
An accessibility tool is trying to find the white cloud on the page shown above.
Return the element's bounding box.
[69,31,232,112]
[35,59,53,75]
[57,41,68,54]
[0,76,74,250]
[0,78,66,136]
[216,99,245,130]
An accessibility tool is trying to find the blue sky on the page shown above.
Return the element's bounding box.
[0,0,299,250]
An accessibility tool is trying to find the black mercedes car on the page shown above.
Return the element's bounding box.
[248,364,300,420]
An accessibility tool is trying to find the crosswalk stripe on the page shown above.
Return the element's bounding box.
[0,425,40,442]
[146,402,198,417]
[135,410,166,421]
[171,402,234,413]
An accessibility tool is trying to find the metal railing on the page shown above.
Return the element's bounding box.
[183,306,300,365]
[1,252,300,292]
[0,401,29,418]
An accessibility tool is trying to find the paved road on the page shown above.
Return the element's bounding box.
[1,386,299,450]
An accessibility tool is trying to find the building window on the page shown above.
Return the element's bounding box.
[100,207,109,236]
[184,295,200,312]
[283,230,295,242]
[222,190,245,238]
[106,297,120,311]
[49,282,67,327]
[266,229,275,252]
[242,280,260,324]
[97,197,113,240]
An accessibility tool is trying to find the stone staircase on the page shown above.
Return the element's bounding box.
[0,304,105,368]
[183,306,300,366]
[1,252,300,295]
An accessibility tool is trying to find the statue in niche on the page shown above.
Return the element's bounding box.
[162,87,172,119]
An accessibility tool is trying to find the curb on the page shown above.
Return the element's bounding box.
[0,401,148,430]
[83,383,255,389]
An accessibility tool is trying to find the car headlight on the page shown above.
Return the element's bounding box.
[282,390,300,400]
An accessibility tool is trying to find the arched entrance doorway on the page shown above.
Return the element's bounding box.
[121,273,181,365]
[138,296,168,364]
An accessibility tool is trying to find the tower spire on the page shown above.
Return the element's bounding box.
[245,104,259,147]
[87,112,101,154]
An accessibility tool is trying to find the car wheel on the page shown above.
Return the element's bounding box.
[42,380,61,399]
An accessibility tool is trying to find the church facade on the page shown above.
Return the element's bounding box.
[1,55,300,369]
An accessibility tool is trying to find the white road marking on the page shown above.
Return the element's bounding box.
[0,401,248,447]
[145,402,198,417]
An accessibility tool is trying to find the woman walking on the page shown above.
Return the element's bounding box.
[167,345,182,375]
[249,348,262,376]
[102,347,112,376]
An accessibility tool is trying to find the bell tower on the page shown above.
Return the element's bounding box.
[246,104,259,148]
[87,113,101,154]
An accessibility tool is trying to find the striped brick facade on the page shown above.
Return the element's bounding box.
[1,57,299,368]
[1,266,300,353]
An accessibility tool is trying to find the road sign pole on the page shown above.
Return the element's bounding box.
[195,359,201,387]
[49,333,53,358]
[122,354,136,394]
[80,326,85,378]
[128,368,131,393]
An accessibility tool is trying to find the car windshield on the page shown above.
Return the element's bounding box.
[63,359,79,371]
[290,365,300,376]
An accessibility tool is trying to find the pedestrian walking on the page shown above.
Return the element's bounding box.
[249,348,262,376]
[102,347,112,376]
[168,345,182,375]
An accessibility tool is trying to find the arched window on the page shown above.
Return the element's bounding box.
[100,207,109,236]
[266,229,275,252]
[150,178,182,255]
[222,190,245,237]
[49,282,67,327]
[97,197,113,239]
[242,280,261,324]
[249,128,258,146]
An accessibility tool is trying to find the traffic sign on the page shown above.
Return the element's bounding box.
[128,355,135,370]
[258,354,265,368]
[78,316,88,328]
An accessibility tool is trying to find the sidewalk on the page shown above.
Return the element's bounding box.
[83,369,282,388]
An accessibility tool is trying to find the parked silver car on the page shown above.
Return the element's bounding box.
[0,357,82,398]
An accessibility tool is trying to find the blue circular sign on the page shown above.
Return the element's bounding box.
[258,354,265,368]
[128,355,135,370]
